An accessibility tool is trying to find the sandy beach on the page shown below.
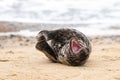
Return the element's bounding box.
[0,0,120,79]
[0,35,119,80]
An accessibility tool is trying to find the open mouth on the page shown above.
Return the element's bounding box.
[71,39,84,54]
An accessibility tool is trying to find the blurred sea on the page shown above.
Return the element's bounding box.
[0,0,120,36]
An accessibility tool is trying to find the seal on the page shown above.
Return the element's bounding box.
[36,28,92,66]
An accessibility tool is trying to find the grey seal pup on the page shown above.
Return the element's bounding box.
[36,28,91,66]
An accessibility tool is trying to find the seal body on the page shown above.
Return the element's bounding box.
[36,28,91,66]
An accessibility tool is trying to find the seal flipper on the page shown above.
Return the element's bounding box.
[36,41,57,62]
[36,30,57,61]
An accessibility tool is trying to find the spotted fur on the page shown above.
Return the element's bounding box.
[36,28,92,66]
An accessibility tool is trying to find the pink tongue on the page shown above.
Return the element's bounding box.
[71,40,82,53]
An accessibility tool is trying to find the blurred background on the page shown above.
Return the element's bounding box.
[0,0,120,36]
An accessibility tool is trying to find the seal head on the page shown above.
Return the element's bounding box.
[58,38,90,66]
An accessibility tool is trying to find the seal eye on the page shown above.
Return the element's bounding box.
[71,39,83,54]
